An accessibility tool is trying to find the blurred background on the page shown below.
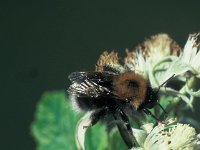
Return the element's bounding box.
[1,0,200,150]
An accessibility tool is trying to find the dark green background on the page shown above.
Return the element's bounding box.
[1,1,200,150]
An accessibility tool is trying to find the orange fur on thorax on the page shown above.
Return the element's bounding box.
[113,71,148,109]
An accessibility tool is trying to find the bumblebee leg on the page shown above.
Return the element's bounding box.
[83,107,108,129]
[113,110,135,149]
[157,103,168,119]
[143,108,161,122]
[118,109,133,135]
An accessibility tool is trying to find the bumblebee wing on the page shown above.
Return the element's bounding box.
[68,72,115,98]
[68,72,114,83]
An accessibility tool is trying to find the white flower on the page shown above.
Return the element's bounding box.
[141,33,181,64]
[133,121,198,150]
[181,33,200,75]
[125,34,181,87]
[124,49,148,77]
[164,33,200,81]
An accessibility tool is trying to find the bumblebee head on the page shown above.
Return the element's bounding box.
[139,87,158,109]
[139,74,175,110]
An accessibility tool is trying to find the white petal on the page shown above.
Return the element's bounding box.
[182,34,197,64]
[75,112,93,150]
[191,49,200,71]
[132,128,148,147]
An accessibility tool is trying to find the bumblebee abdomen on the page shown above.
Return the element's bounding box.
[74,97,96,111]
[70,95,118,112]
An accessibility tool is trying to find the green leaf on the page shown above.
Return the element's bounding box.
[85,123,109,150]
[31,91,81,150]
[108,128,130,150]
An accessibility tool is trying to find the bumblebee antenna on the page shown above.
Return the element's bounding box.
[156,74,175,118]
[157,74,175,93]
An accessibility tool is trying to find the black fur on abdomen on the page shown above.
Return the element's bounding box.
[75,96,120,112]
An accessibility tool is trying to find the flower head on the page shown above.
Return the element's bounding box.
[95,51,124,73]
[134,120,199,150]
[180,33,200,75]
[73,33,200,150]
[124,34,181,87]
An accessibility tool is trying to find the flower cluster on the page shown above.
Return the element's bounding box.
[133,119,199,150]
[75,33,200,150]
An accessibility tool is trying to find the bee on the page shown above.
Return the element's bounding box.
[68,66,174,148]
